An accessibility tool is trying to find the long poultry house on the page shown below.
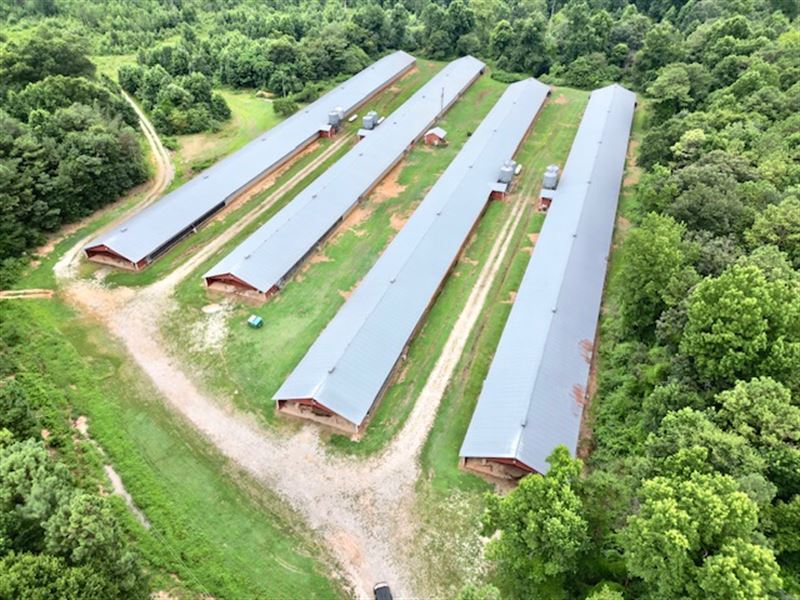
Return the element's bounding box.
[202,56,486,299]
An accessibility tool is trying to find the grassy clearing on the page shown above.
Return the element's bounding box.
[2,298,343,599]
[164,72,503,428]
[171,89,283,187]
[92,54,136,79]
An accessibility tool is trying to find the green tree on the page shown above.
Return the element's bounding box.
[647,64,693,121]
[0,380,38,438]
[746,196,800,268]
[44,494,148,599]
[0,28,94,93]
[585,583,624,599]
[680,264,800,390]
[618,213,693,335]
[273,97,298,118]
[632,22,685,85]
[621,472,779,599]
[0,439,71,553]
[0,552,108,600]
[695,540,782,600]
[714,377,800,496]
[482,447,588,598]
[455,583,501,600]
[764,496,800,562]
[644,408,766,487]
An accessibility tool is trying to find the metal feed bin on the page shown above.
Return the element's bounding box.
[498,160,516,184]
[328,110,341,127]
[542,165,560,190]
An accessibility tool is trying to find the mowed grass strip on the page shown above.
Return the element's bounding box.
[167,74,505,424]
[7,298,343,599]
[418,86,589,486]
[331,87,590,457]
[411,91,650,598]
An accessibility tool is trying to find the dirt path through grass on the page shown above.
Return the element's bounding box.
[59,186,529,597]
[53,92,175,281]
[54,85,555,597]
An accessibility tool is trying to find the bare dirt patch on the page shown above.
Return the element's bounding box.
[623,139,642,186]
[338,285,356,300]
[554,93,570,105]
[501,290,517,304]
[390,212,409,231]
[309,253,331,265]
[193,302,232,353]
[370,162,407,204]
[104,464,152,528]
[339,204,371,233]
[74,415,89,436]
[0,289,54,299]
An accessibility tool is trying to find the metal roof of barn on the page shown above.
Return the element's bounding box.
[203,56,486,294]
[273,78,550,427]
[84,51,416,264]
[459,84,636,475]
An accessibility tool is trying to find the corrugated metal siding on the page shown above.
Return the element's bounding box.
[84,51,416,264]
[459,84,636,475]
[203,56,486,294]
[274,78,550,427]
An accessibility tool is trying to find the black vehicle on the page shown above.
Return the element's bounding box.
[373,582,393,600]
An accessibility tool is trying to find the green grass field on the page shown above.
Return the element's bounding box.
[164,74,507,430]
[1,299,343,599]
[170,89,283,186]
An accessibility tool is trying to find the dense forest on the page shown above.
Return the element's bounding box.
[1,0,799,598]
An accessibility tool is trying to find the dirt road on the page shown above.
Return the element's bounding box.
[53,92,175,281]
[55,98,534,597]
[0,289,55,300]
